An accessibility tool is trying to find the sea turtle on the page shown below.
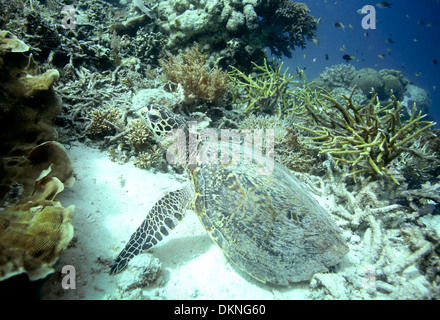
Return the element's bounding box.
[109,105,349,285]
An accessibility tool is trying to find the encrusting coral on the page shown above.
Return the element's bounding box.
[293,77,436,184]
[160,43,230,104]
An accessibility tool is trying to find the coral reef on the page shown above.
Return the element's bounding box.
[125,119,153,151]
[160,44,230,104]
[402,84,431,116]
[294,82,436,184]
[155,0,317,70]
[229,58,300,115]
[254,0,318,58]
[85,107,122,136]
[312,64,357,92]
[351,68,409,101]
[312,65,428,112]
[133,146,165,169]
[294,163,440,299]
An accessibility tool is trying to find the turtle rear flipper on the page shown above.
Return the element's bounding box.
[110,184,194,274]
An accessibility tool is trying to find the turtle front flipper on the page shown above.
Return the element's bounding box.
[110,184,194,274]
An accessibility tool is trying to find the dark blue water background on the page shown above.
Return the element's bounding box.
[281,0,440,124]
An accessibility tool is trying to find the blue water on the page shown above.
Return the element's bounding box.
[282,0,440,125]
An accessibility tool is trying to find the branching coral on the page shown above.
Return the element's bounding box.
[86,107,122,136]
[229,58,302,116]
[160,44,230,104]
[133,146,164,169]
[125,119,153,151]
[294,79,436,184]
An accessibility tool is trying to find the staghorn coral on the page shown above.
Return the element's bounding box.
[160,43,230,104]
[294,79,436,184]
[229,58,301,116]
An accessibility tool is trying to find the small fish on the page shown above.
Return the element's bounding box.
[303,54,307,59]
[339,45,346,52]
[313,58,317,63]
[357,8,366,14]
[377,1,392,8]
[349,24,354,29]
[433,85,437,91]
[386,38,394,44]
[334,21,345,30]
[325,53,329,60]
[312,38,320,45]
[413,37,420,42]
[378,54,385,59]
[364,32,370,38]
[415,72,422,77]
[316,17,322,24]
[342,54,354,62]
[434,59,439,65]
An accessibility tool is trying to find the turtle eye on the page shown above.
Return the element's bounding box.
[149,114,160,123]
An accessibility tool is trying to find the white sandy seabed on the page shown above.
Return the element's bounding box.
[40,143,436,300]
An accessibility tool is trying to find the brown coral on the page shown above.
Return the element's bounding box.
[86,107,121,136]
[0,167,75,281]
[125,119,153,151]
[133,146,164,169]
[160,44,230,103]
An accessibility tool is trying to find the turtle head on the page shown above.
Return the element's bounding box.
[137,105,187,143]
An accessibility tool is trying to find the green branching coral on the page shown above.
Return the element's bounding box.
[294,80,436,184]
[229,59,302,116]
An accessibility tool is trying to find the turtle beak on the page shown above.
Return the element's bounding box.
[137,106,150,121]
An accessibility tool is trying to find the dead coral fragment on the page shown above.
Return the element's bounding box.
[295,83,436,184]
[86,107,121,135]
[160,44,230,103]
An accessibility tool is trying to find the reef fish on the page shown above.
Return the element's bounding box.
[377,1,392,8]
[342,54,354,62]
[334,21,345,30]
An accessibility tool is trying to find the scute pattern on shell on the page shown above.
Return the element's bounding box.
[193,142,349,284]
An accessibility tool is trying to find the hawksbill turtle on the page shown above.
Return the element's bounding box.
[109,105,349,285]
